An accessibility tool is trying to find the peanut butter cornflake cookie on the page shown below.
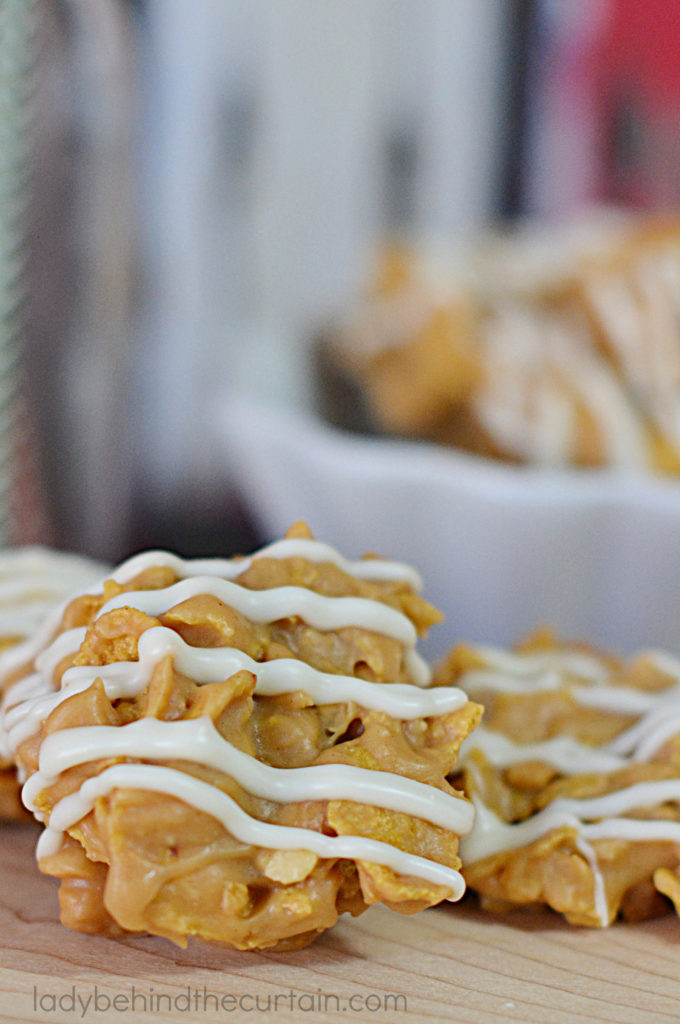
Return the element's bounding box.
[435,633,680,927]
[3,524,480,950]
[0,547,107,819]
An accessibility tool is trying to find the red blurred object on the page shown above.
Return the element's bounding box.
[524,0,680,213]
[595,0,680,207]
[597,0,680,104]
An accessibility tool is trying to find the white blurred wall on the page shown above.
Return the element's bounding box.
[133,0,510,504]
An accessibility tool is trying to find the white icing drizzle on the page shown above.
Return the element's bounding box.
[0,537,431,763]
[621,713,680,763]
[585,242,680,455]
[566,686,670,714]
[348,220,680,470]
[0,548,106,640]
[465,796,680,927]
[36,628,89,681]
[644,649,680,680]
[0,551,107,682]
[0,550,107,765]
[2,536,423,700]
[604,702,680,759]
[463,645,611,686]
[35,763,466,898]
[460,726,627,775]
[4,626,466,757]
[6,538,470,900]
[574,835,609,926]
[473,302,648,469]
[459,643,680,924]
[461,782,680,863]
[110,539,424,593]
[551,779,680,820]
[460,645,680,714]
[25,716,473,837]
[460,668,565,697]
[0,603,77,692]
[100,575,413,639]
[92,576,430,687]
[0,628,91,761]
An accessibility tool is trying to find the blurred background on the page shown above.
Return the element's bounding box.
[3,0,680,574]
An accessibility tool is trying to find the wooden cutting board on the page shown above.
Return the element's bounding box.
[1,821,678,1024]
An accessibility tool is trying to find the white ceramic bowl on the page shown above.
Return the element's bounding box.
[216,396,680,663]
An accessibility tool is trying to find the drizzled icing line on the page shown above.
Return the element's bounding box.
[458,645,680,924]
[0,550,108,682]
[459,726,627,775]
[460,645,680,697]
[461,783,680,865]
[25,716,474,837]
[35,763,466,898]
[0,536,423,709]
[459,646,680,751]
[98,576,430,687]
[461,713,680,775]
[0,627,89,761]
[0,549,106,625]
[0,545,434,758]
[0,548,107,765]
[4,626,467,757]
[6,540,473,899]
[463,795,680,926]
[110,538,424,592]
[98,575,418,643]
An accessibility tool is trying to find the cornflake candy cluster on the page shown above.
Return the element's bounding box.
[323,212,680,473]
[0,547,107,818]
[3,524,480,951]
[437,633,680,926]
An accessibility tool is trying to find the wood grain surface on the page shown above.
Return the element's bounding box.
[1,821,679,1024]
